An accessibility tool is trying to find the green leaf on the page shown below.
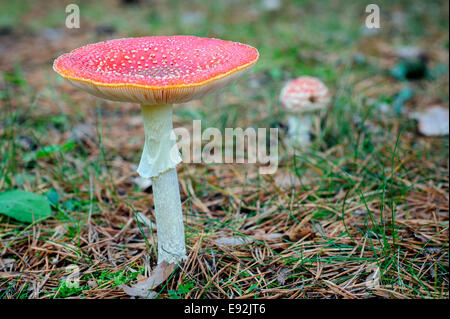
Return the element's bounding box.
[0,190,52,223]
[45,188,59,207]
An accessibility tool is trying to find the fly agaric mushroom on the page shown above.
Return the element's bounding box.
[279,76,331,148]
[53,36,258,264]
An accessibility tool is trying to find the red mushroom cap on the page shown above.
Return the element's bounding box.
[53,36,258,105]
[280,76,331,112]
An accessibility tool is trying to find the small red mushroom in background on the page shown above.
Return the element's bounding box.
[279,76,331,148]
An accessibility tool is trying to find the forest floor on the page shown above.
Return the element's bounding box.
[0,0,448,298]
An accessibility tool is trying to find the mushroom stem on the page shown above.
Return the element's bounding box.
[138,104,182,178]
[152,168,187,264]
[138,104,186,264]
[287,114,312,147]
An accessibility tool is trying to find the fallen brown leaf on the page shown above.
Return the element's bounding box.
[121,262,175,298]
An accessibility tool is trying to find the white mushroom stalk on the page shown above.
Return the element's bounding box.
[138,104,186,264]
[286,113,315,147]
